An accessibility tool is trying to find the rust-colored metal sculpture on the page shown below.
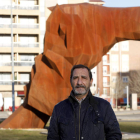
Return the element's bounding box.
[0,3,140,128]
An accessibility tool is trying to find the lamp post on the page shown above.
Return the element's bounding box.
[11,0,15,112]
[126,86,129,108]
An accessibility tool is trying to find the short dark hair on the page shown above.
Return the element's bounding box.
[70,64,92,80]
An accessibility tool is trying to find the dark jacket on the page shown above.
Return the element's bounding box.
[47,91,122,140]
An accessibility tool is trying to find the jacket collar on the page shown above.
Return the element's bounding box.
[68,90,98,107]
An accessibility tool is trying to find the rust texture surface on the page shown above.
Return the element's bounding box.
[0,3,140,128]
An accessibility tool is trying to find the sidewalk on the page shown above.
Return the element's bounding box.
[0,111,12,122]
[114,109,140,121]
[114,109,140,115]
[1,110,140,139]
[122,132,140,139]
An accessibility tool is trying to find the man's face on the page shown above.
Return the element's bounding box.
[71,68,93,96]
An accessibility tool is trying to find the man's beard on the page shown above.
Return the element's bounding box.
[72,85,90,96]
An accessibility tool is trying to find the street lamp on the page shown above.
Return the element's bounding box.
[11,0,15,112]
[126,86,129,108]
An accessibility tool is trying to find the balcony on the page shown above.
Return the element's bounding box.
[0,80,29,85]
[14,42,39,48]
[0,5,39,10]
[0,42,39,48]
[103,82,110,87]
[0,61,34,66]
[0,23,39,29]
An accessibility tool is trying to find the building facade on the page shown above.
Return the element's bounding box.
[0,0,41,110]
[98,40,140,101]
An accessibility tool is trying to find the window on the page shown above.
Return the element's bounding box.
[20,55,35,61]
[0,54,11,61]
[121,41,129,51]
[103,66,107,74]
[103,77,108,85]
[0,73,11,80]
[111,55,118,62]
[20,0,35,6]
[122,66,129,72]
[4,97,12,110]
[103,55,107,63]
[122,55,129,62]
[20,36,35,43]
[0,0,11,6]
[20,73,29,81]
[112,65,118,72]
[0,35,11,43]
[0,16,11,24]
[20,17,35,24]
[111,43,118,51]
[122,77,128,83]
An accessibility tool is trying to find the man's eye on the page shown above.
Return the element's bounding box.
[82,77,87,79]
[73,77,77,79]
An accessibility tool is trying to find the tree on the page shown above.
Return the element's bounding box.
[110,73,128,107]
[129,70,140,96]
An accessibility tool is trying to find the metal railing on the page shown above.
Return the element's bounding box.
[0,61,34,66]
[14,61,34,66]
[14,42,39,48]
[0,43,11,47]
[0,42,39,48]
[0,5,39,10]
[0,23,39,29]
[0,80,29,85]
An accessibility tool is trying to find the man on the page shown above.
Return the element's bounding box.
[47,64,122,140]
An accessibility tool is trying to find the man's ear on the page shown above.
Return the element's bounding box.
[90,78,93,86]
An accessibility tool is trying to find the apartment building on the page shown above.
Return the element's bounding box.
[0,0,42,110]
[98,40,140,101]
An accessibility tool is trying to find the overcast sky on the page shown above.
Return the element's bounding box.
[103,0,140,7]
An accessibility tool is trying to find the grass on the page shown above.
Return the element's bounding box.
[0,121,140,140]
[119,122,140,133]
[0,130,47,140]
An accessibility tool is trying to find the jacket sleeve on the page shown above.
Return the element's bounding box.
[47,106,60,140]
[104,103,122,140]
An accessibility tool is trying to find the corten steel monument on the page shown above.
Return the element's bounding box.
[0,3,140,128]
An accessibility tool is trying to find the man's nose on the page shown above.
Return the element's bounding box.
[77,78,82,85]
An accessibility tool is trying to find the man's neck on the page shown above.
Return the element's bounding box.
[74,92,88,101]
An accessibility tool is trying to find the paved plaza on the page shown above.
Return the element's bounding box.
[0,110,140,139]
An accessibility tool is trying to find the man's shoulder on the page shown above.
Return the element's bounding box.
[54,98,70,109]
[53,98,72,116]
[92,96,110,106]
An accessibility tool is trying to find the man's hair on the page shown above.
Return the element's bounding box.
[70,64,92,80]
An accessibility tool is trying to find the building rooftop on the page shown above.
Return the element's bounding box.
[89,0,104,2]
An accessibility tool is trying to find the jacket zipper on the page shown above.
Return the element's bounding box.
[79,103,81,140]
